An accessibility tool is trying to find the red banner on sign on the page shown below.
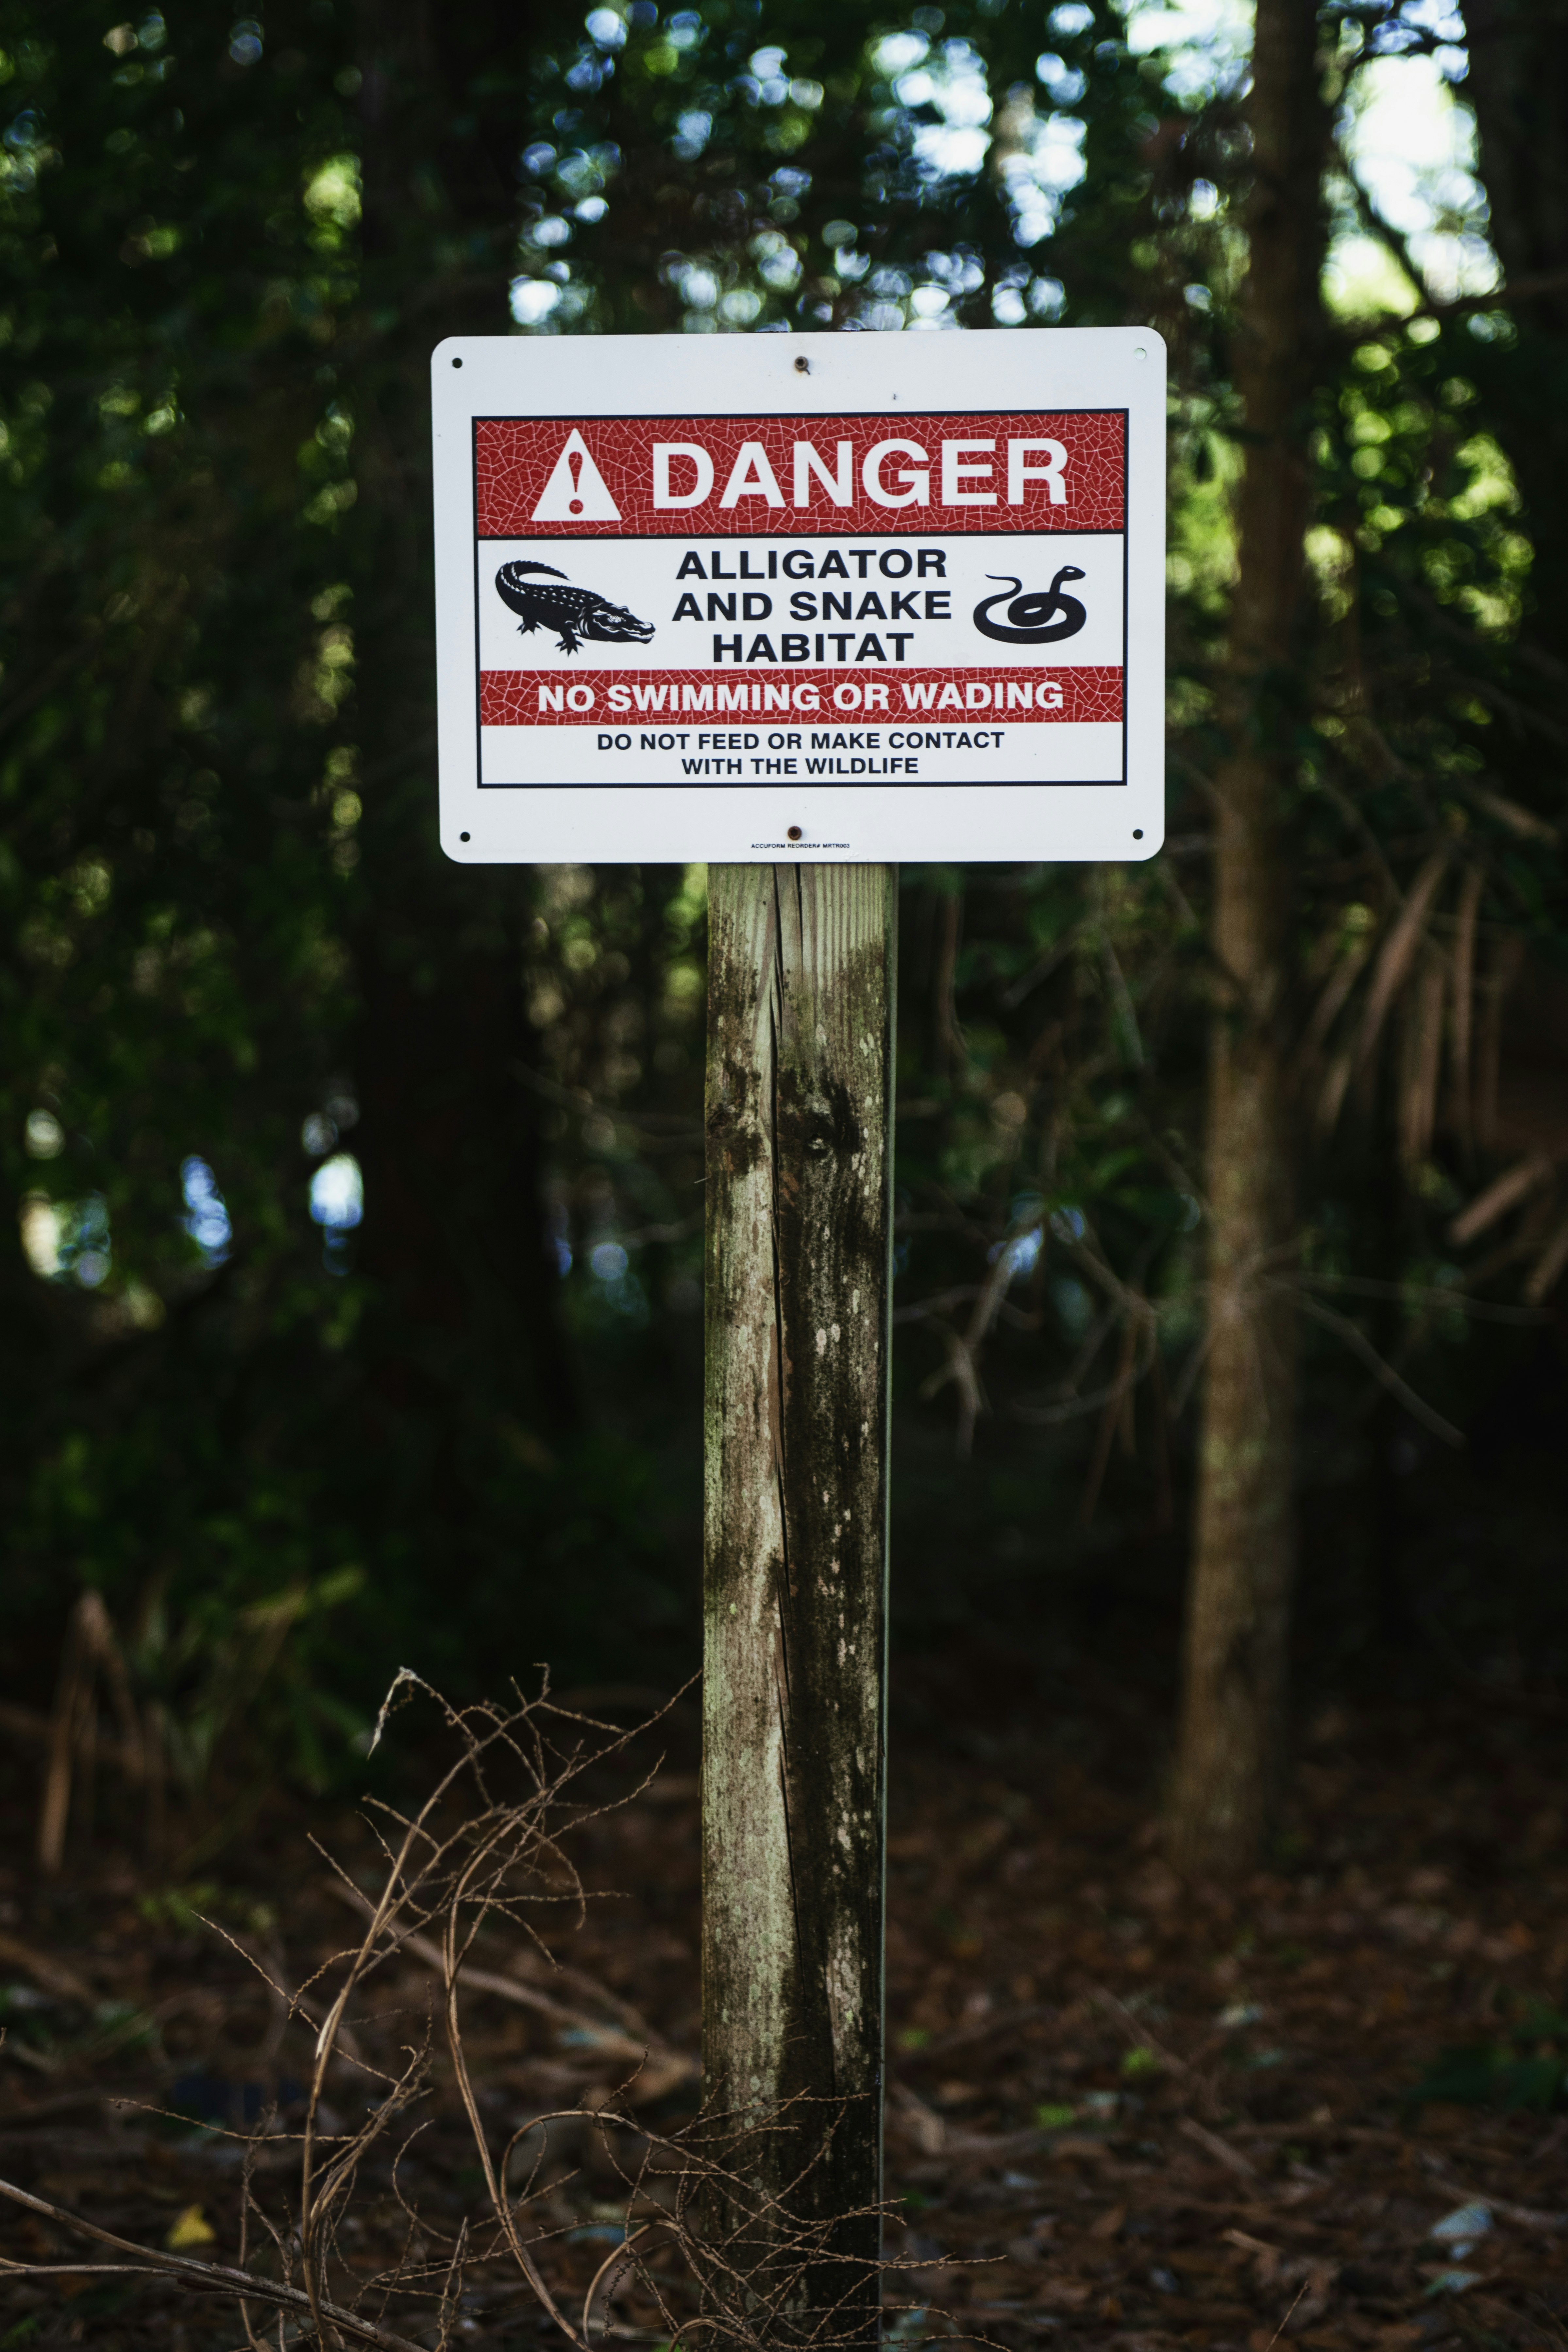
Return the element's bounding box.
[479,664,1124,727]
[475,412,1126,539]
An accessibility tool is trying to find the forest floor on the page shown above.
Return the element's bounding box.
[1,1656,1566,2351]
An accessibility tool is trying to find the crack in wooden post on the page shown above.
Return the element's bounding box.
[702,863,896,2347]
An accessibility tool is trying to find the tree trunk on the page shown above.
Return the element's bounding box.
[347,0,577,1478]
[1464,0,1568,671]
[701,865,895,2344]
[1168,0,1329,1876]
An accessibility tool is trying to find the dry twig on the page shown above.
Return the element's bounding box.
[4,1670,953,2352]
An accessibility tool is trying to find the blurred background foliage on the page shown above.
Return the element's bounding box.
[1,0,1565,1863]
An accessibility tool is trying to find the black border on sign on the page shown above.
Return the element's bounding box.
[470,407,1131,792]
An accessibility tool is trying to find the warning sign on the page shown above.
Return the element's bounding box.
[432,333,1165,863]
[528,428,622,524]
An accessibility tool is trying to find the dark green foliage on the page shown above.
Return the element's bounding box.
[2,0,1567,1840]
[1413,2002,1568,2112]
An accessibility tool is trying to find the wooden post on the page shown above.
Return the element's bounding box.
[702,862,896,2342]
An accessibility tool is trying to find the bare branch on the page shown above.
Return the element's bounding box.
[1290,1293,1464,1445]
[0,2176,428,2352]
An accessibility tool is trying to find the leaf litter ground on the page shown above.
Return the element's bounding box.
[1,1665,1566,2350]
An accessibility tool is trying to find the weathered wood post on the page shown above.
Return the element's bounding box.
[702,861,896,2343]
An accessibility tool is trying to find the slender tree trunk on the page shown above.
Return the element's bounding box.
[1464,0,1568,672]
[701,865,895,2343]
[348,0,576,1470]
[1168,0,1329,1876]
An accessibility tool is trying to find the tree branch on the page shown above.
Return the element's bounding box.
[0,2175,428,2352]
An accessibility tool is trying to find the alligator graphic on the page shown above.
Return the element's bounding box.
[494,561,655,656]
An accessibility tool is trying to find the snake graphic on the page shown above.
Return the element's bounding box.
[973,564,1087,645]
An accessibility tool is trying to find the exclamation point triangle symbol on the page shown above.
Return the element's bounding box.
[531,428,621,522]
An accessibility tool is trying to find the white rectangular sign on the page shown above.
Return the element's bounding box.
[432,329,1165,864]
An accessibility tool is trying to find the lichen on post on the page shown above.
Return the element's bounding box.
[701,862,896,2343]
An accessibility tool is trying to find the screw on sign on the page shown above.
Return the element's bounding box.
[430,329,1165,2336]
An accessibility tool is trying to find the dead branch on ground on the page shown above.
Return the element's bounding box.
[1,1670,962,2352]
